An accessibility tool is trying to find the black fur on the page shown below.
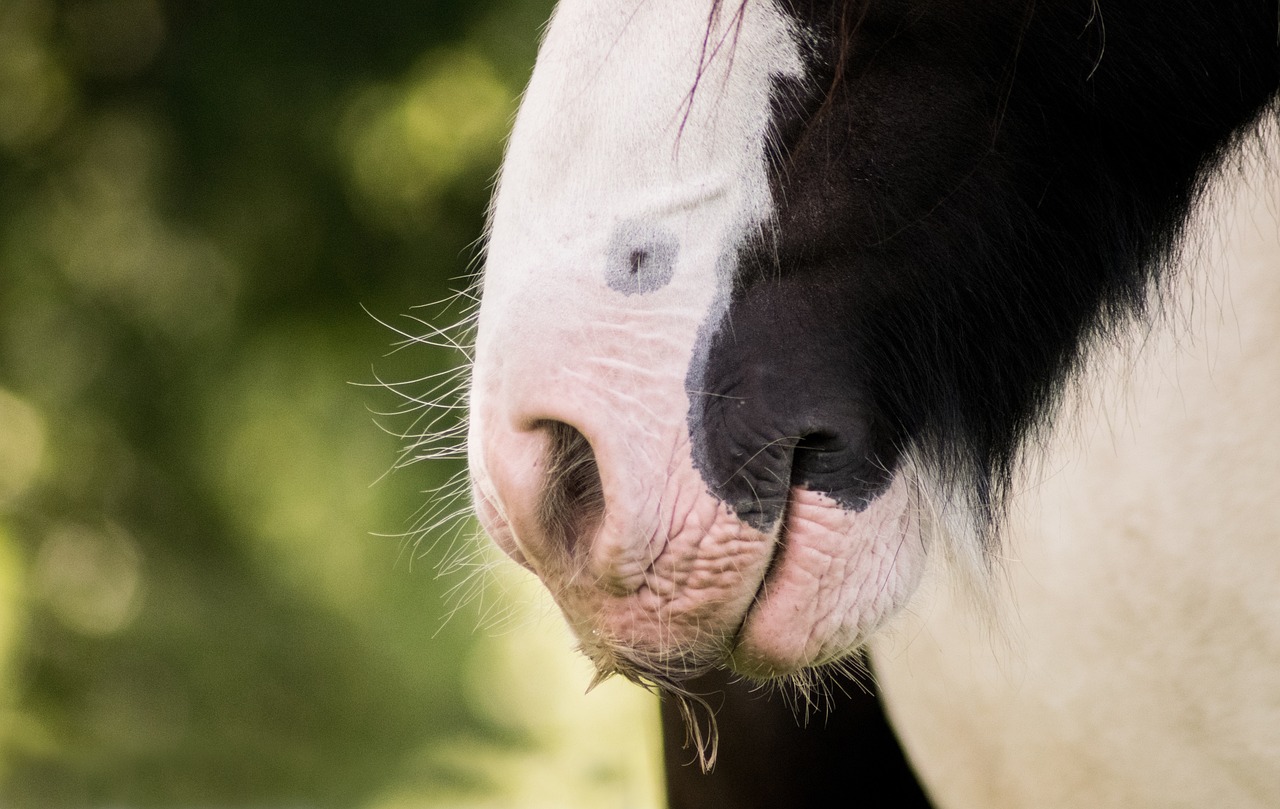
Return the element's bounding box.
[688,0,1280,538]
[661,663,932,809]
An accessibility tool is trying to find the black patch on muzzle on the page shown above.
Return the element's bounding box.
[686,0,1279,537]
[686,265,898,529]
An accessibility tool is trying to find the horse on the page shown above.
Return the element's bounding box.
[462,0,1280,805]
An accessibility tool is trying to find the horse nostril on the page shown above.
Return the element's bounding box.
[790,429,895,513]
[790,430,844,481]
[534,420,606,557]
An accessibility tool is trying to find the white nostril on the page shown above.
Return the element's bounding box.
[534,420,605,557]
[481,399,614,576]
[481,396,684,598]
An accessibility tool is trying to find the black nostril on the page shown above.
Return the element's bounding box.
[535,420,605,555]
[791,430,894,513]
[790,431,846,479]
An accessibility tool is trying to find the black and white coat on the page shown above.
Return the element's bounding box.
[465,1,1280,805]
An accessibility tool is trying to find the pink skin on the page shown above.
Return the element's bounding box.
[731,483,923,676]
[469,306,779,673]
[468,304,927,678]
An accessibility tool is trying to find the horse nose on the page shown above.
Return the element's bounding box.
[480,410,652,595]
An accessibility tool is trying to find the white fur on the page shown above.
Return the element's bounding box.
[871,125,1280,808]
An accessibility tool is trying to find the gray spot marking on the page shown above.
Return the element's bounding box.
[605,221,679,295]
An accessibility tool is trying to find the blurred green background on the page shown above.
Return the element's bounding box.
[0,0,664,806]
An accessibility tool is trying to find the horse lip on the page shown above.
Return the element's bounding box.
[475,433,917,681]
[471,345,917,680]
[723,475,922,678]
[559,497,782,672]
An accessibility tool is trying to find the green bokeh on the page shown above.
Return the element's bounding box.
[0,1,663,806]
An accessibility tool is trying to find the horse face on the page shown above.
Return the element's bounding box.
[468,0,1280,682]
[468,0,927,681]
